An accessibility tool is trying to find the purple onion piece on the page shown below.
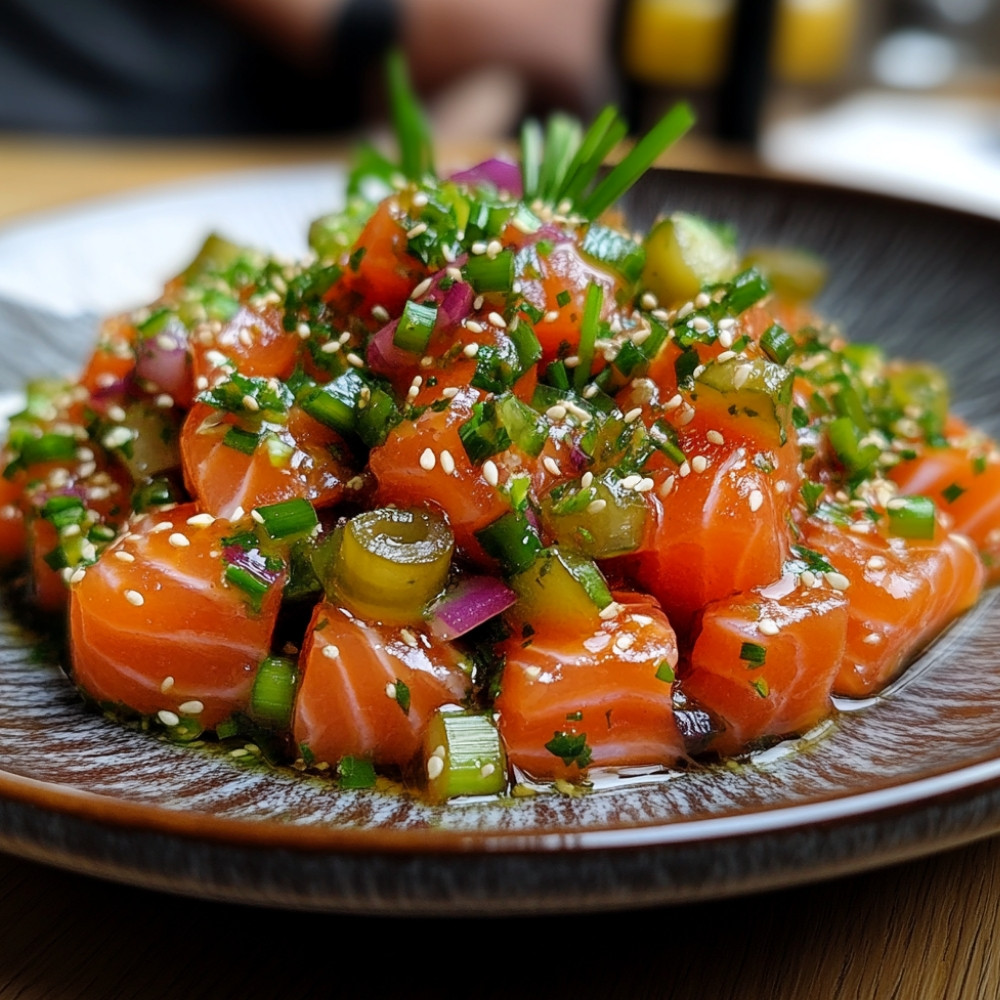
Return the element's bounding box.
[448,158,523,198]
[428,575,517,641]
[222,545,281,585]
[437,280,474,327]
[135,326,189,398]
[366,318,416,377]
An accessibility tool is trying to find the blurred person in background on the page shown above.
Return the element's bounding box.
[0,0,616,135]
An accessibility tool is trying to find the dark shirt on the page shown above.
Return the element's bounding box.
[0,0,355,135]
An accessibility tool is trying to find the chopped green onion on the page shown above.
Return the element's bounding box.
[424,710,507,801]
[458,399,511,464]
[750,678,770,698]
[463,249,514,293]
[544,731,592,769]
[497,392,548,456]
[223,426,260,455]
[253,498,318,541]
[740,641,767,666]
[581,225,645,284]
[655,660,675,683]
[942,482,966,504]
[386,49,434,180]
[887,496,936,540]
[574,283,603,391]
[392,678,411,714]
[724,268,771,315]
[393,299,439,353]
[41,496,85,531]
[338,755,377,789]
[475,511,542,574]
[250,656,298,729]
[760,323,795,365]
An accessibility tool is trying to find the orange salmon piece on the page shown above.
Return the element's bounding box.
[292,602,471,769]
[684,582,849,756]
[494,593,684,781]
[69,504,284,728]
[180,402,351,518]
[802,517,985,698]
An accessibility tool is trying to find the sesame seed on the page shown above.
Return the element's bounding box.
[157,710,180,727]
[69,568,87,585]
[691,316,711,334]
[187,513,216,527]
[442,386,459,398]
[758,618,780,636]
[640,292,658,310]
[487,311,507,329]
[124,589,145,607]
[800,570,817,588]
[748,489,764,512]
[664,394,683,411]
[372,305,390,323]
[322,644,340,659]
[677,302,694,319]
[296,322,311,339]
[483,460,499,487]
[470,241,488,255]
[385,682,397,700]
[168,532,190,548]
[102,426,133,450]
[419,448,436,471]
[623,407,643,424]
[863,633,882,645]
[582,384,599,399]
[463,342,480,358]
[178,700,204,715]
[486,240,503,258]
[107,404,127,423]
[692,455,709,474]
[160,676,175,693]
[563,355,580,368]
[480,763,496,779]
[114,550,135,563]
[695,292,711,309]
[706,430,725,446]
[581,471,594,489]
[825,571,851,592]
[473,295,484,311]
[465,320,484,335]
[412,191,429,207]
[716,350,736,363]
[406,222,428,239]
[544,310,560,323]
[621,474,642,490]
[346,352,365,368]
[636,477,655,492]
[599,601,622,621]
[241,394,260,413]
[614,633,636,651]
[427,755,445,780]
[231,506,245,521]
[543,456,561,477]
[678,461,691,478]
[320,339,341,354]
[718,330,734,349]
[732,365,752,391]
[440,450,455,475]
[587,499,607,515]
[411,277,432,298]
[546,404,568,421]
[659,474,676,498]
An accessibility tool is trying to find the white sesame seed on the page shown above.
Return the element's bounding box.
[863,633,882,645]
[69,568,87,585]
[716,350,736,363]
[412,191,429,207]
[406,222,428,240]
[748,489,764,512]
[400,628,419,648]
[636,477,655,492]
[718,329,734,349]
[178,700,204,715]
[107,404,127,423]
[322,644,340,659]
[678,461,691,478]
[691,316,711,334]
[695,292,711,309]
[758,618,780,636]
[231,506,245,521]
[187,513,216,527]
[614,632,636,651]
[411,277,432,298]
[419,448,436,471]
[427,755,445,780]
[385,682,397,700]
[621,474,642,490]
[372,305,390,323]
[465,319,485,335]
[664,394,683,411]
[677,302,694,319]
[157,710,180,727]
[732,365,752,391]
[296,322,311,339]
[483,460,499,487]
[168,532,190,548]
[486,240,503,258]
[463,342,480,358]
[160,676,175,693]
[623,407,643,424]
[692,455,709,474]
[587,499,607,515]
[114,550,135,563]
[346,352,365,368]
[320,339,341,354]
[102,426,133,450]
[487,311,507,329]
[581,471,594,489]
[546,404,567,421]
[543,456,561,477]
[480,763,496,779]
[659,474,676,498]
[825,571,851,592]
[599,601,622,621]
[640,292,658,310]
[124,589,145,607]
[706,430,725,446]
[544,310,560,323]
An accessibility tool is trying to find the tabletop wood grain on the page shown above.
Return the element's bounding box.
[0,136,998,1000]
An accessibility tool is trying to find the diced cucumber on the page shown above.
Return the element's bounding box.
[641,212,738,306]
[542,471,647,558]
[510,547,612,627]
[742,246,828,302]
[694,357,794,447]
[424,709,507,801]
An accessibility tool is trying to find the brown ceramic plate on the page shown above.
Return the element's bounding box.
[1,167,999,915]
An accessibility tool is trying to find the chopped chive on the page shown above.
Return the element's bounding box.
[574,283,603,391]
[941,482,966,504]
[223,426,260,455]
[973,455,988,475]
[386,49,434,179]
[579,102,695,220]
[537,114,582,204]
[253,498,318,540]
[556,289,571,309]
[520,118,543,201]
[41,496,85,531]
[724,268,771,315]
[740,641,767,666]
[750,678,770,698]
[458,399,511,464]
[393,678,411,714]
[760,323,795,365]
[544,730,592,768]
[581,225,645,283]
[463,249,514,293]
[338,755,377,789]
[801,480,825,515]
[475,511,542,574]
[887,495,936,540]
[560,107,628,206]
[250,656,298,729]
[655,660,675,683]
[393,299,439,353]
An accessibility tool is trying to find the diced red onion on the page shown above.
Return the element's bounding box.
[222,545,282,585]
[448,159,522,198]
[437,280,474,327]
[366,319,416,378]
[428,575,517,641]
[135,324,189,399]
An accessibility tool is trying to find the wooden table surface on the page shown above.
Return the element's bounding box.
[1,134,999,1000]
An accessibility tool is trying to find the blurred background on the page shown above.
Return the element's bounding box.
[1,0,999,219]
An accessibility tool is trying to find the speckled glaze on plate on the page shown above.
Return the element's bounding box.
[1,167,999,915]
